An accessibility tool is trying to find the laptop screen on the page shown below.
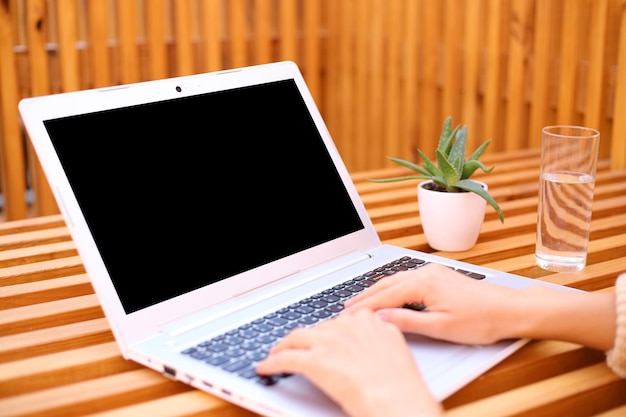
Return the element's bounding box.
[43,79,364,314]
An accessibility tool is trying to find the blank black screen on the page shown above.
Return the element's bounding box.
[44,79,364,314]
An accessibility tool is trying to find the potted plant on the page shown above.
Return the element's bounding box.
[368,116,504,251]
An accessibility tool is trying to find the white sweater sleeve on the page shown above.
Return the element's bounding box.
[606,273,626,378]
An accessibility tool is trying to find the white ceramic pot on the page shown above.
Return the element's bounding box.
[417,180,488,252]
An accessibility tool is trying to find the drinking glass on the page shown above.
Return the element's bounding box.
[535,125,600,272]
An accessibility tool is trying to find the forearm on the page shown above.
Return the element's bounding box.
[512,286,616,351]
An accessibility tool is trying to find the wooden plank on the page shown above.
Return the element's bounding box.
[278,0,298,62]
[253,0,272,65]
[445,363,626,417]
[584,0,609,131]
[418,0,442,158]
[0,368,194,417]
[145,0,168,80]
[0,294,103,336]
[383,0,402,158]
[24,0,58,218]
[0,1,28,220]
[337,0,355,168]
[556,0,581,124]
[0,341,132,396]
[173,0,194,76]
[89,0,112,86]
[0,240,78,268]
[365,0,385,169]
[445,341,606,408]
[67,389,257,417]
[353,0,369,170]
[483,0,504,150]
[461,0,482,150]
[0,273,92,308]
[303,0,321,102]
[228,0,248,68]
[400,0,420,163]
[57,0,81,91]
[442,0,463,122]
[529,0,557,148]
[0,256,86,286]
[611,1,626,169]
[0,214,65,236]
[200,0,223,72]
[504,0,532,149]
[117,0,140,83]
[0,317,112,363]
[0,226,71,251]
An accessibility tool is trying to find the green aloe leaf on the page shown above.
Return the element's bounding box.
[436,149,460,188]
[461,159,495,179]
[467,139,491,161]
[456,179,504,223]
[448,125,467,173]
[367,175,429,183]
[386,156,430,176]
[417,149,442,177]
[367,116,504,222]
[436,116,459,156]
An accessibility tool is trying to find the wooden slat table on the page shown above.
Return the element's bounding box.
[1,149,626,416]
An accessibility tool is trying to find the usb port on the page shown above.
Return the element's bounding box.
[163,365,176,380]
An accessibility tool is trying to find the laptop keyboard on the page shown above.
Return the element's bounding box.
[180,256,485,385]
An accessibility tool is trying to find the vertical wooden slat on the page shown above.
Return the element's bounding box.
[418,0,442,159]
[352,0,369,170]
[337,0,354,168]
[56,0,80,91]
[145,0,168,80]
[442,0,463,122]
[253,0,272,65]
[384,0,402,159]
[322,0,339,161]
[611,1,626,169]
[88,0,111,87]
[401,0,419,162]
[584,0,608,138]
[483,0,504,150]
[0,0,28,220]
[367,0,385,169]
[302,0,321,102]
[173,0,194,76]
[228,0,247,68]
[278,0,297,62]
[529,0,557,148]
[200,0,223,72]
[25,0,57,217]
[504,0,532,149]
[556,0,581,124]
[117,0,139,83]
[461,0,482,151]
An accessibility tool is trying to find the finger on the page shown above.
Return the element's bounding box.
[272,327,319,352]
[256,349,309,376]
[346,282,423,312]
[375,308,456,340]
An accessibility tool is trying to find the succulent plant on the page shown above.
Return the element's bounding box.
[368,116,504,223]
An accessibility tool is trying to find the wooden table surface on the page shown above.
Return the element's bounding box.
[1,148,626,416]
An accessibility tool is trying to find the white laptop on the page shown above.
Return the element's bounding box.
[19,61,571,417]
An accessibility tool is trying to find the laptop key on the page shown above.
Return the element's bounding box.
[181,257,489,385]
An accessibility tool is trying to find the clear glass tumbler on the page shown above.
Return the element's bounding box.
[535,125,600,272]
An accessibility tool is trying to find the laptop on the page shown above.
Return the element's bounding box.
[19,61,573,417]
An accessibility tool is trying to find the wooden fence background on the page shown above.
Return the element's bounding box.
[1,0,626,221]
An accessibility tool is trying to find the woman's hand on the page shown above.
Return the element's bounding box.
[256,309,443,417]
[345,263,616,351]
